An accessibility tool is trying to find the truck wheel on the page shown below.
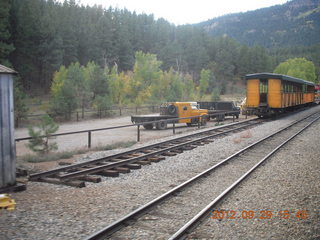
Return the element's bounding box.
[168,105,177,115]
[156,121,167,130]
[143,124,153,130]
[201,117,207,126]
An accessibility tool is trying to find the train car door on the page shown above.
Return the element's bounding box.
[259,79,268,106]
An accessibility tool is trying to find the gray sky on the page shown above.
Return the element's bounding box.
[74,0,289,25]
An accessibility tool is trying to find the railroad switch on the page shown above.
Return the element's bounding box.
[0,194,16,211]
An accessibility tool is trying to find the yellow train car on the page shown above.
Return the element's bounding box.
[246,73,315,117]
[315,85,320,104]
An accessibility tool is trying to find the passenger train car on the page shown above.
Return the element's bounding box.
[315,85,320,104]
[245,73,315,117]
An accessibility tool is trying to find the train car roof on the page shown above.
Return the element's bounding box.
[245,73,315,86]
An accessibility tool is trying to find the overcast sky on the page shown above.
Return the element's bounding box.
[74,0,289,25]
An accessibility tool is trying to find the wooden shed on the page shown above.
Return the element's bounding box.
[0,64,19,192]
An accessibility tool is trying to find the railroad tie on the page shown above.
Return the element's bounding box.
[114,167,131,173]
[38,177,85,188]
[182,146,196,151]
[76,175,101,183]
[136,160,151,165]
[161,152,177,157]
[148,157,164,162]
[170,149,183,153]
[125,164,142,169]
[140,149,154,153]
[96,170,119,177]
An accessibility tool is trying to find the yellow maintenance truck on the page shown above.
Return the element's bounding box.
[131,102,209,130]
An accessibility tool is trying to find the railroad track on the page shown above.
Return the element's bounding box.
[29,118,262,187]
[85,111,320,240]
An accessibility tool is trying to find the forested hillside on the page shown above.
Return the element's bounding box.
[0,0,319,99]
[198,0,320,48]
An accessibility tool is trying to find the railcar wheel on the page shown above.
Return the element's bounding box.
[156,121,167,130]
[143,124,153,130]
[186,123,192,127]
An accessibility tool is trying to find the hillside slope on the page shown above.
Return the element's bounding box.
[198,0,320,48]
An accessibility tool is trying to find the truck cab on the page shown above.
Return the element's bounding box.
[171,102,208,125]
[131,102,209,130]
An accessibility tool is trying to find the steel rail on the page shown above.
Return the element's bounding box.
[59,120,259,180]
[169,112,320,240]
[29,118,259,181]
[85,111,319,240]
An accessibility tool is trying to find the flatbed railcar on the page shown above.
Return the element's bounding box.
[245,73,315,117]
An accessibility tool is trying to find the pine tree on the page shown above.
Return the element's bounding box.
[27,114,59,155]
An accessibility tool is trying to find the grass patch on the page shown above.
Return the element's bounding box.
[19,151,75,163]
[95,141,137,151]
[18,141,137,163]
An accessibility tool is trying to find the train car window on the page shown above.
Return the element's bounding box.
[259,79,268,93]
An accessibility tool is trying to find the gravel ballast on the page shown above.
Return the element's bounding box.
[1,106,319,240]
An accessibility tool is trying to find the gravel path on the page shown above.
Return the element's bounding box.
[1,106,319,240]
[189,112,320,240]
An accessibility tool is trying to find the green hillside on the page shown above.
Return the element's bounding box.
[198,0,320,48]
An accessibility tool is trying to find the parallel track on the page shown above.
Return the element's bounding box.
[29,118,261,187]
[85,111,320,240]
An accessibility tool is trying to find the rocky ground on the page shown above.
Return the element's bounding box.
[1,105,319,240]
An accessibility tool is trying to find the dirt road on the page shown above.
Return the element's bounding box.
[15,115,249,156]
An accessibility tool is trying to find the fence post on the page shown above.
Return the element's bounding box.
[88,131,92,148]
[120,107,122,116]
[137,124,140,142]
[198,117,201,129]
[77,111,79,121]
[173,122,176,135]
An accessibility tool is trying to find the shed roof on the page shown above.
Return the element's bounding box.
[0,64,17,74]
[245,72,315,86]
